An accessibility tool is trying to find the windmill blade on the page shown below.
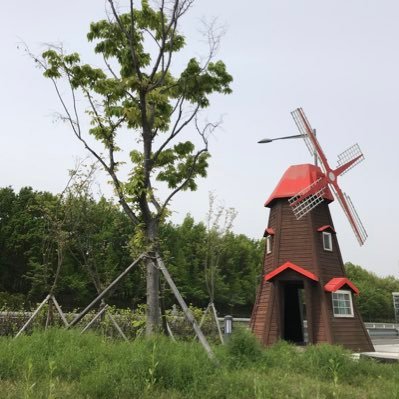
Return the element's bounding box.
[291,108,328,172]
[336,143,365,175]
[331,187,368,246]
[289,177,328,219]
[291,109,319,159]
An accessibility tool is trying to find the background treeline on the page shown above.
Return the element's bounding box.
[345,263,399,322]
[1,186,398,321]
[0,187,263,316]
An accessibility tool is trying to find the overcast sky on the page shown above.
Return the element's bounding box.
[1,1,399,277]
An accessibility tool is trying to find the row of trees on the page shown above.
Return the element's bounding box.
[0,186,263,316]
[1,185,398,321]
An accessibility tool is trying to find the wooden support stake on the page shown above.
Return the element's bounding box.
[155,254,214,359]
[81,305,108,333]
[45,300,53,330]
[15,294,51,338]
[211,302,224,344]
[166,322,176,342]
[107,312,128,342]
[51,295,69,327]
[68,253,145,328]
[199,303,211,328]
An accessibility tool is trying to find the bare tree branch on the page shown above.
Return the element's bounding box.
[148,0,195,90]
[158,116,218,217]
[152,99,200,164]
[198,17,225,71]
[149,0,178,84]
[159,148,207,218]
[27,44,141,226]
[102,54,119,79]
[108,0,143,80]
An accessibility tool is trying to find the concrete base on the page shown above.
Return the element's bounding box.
[359,340,399,362]
[360,352,399,363]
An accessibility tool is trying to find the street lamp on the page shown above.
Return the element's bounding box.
[257,134,305,144]
[258,130,318,166]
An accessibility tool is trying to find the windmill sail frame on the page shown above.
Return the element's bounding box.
[289,108,368,246]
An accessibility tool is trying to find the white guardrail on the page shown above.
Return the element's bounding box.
[217,318,399,338]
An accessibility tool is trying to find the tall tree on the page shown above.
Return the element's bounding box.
[32,0,232,333]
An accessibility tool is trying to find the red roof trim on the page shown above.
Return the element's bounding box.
[317,225,336,233]
[324,277,359,296]
[264,261,319,282]
[263,227,275,237]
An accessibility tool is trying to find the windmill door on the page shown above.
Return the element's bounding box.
[280,281,306,344]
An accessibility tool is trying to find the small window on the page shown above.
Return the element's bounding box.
[322,232,333,251]
[332,290,354,317]
[266,235,272,254]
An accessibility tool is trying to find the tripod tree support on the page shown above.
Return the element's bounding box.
[51,295,69,327]
[211,302,224,344]
[67,253,146,328]
[199,302,224,344]
[15,294,68,338]
[80,303,128,342]
[155,254,214,360]
[16,252,213,358]
[81,304,109,334]
[107,312,129,341]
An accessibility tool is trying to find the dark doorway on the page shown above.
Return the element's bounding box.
[282,282,305,344]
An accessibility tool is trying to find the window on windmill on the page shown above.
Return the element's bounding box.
[332,290,354,317]
[266,235,273,254]
[322,232,333,251]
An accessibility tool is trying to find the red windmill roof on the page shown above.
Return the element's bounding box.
[265,164,334,207]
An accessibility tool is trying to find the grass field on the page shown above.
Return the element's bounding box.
[0,328,398,398]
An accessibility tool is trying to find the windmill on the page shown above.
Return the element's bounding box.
[250,108,374,352]
[289,108,367,246]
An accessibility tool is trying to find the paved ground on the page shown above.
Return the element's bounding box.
[372,338,399,351]
[361,338,399,361]
[372,338,399,346]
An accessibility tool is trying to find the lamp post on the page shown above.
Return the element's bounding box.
[258,130,318,166]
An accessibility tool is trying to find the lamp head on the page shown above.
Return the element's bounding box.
[257,138,273,144]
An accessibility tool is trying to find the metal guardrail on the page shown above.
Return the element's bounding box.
[364,323,399,337]
[219,318,399,338]
[367,328,398,337]
[364,322,399,329]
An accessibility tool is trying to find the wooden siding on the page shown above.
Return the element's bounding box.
[326,291,374,352]
[278,202,313,268]
[250,281,271,336]
[266,285,280,345]
[309,285,327,343]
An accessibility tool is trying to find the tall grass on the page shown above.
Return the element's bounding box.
[0,328,398,398]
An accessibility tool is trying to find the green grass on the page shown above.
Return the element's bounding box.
[0,328,398,398]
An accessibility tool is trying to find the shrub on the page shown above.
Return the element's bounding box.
[223,327,263,367]
[0,292,26,309]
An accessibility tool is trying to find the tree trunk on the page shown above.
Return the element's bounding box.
[146,255,160,334]
[145,220,161,335]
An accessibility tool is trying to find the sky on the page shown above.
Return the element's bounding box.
[1,1,399,277]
